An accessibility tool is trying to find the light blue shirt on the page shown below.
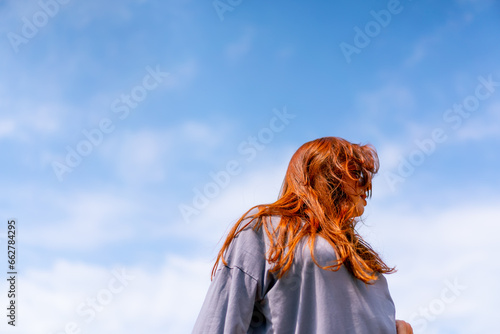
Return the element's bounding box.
[192,215,397,333]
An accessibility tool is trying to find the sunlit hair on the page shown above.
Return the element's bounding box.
[212,137,395,284]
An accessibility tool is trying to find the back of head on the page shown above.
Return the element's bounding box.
[277,136,379,230]
[213,137,394,283]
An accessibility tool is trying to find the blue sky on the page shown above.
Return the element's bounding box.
[1,0,499,333]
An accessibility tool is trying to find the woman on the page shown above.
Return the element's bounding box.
[192,137,413,333]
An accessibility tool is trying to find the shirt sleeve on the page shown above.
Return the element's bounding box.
[191,265,259,334]
[192,220,268,334]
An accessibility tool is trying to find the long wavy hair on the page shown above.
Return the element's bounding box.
[212,137,395,284]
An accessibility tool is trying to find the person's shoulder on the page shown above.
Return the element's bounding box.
[293,233,338,268]
[222,209,271,276]
[230,208,269,249]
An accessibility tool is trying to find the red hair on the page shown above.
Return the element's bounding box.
[212,137,395,284]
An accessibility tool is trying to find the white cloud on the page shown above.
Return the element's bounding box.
[97,119,232,184]
[363,197,500,333]
[402,18,454,67]
[403,32,442,68]
[0,256,211,334]
[0,119,16,138]
[371,141,409,198]
[403,1,497,69]
[0,96,67,142]
[225,27,255,62]
[20,190,139,250]
[376,141,409,172]
[356,84,416,117]
[161,59,199,91]
[179,120,227,150]
[3,120,238,250]
[170,147,293,245]
[455,100,500,141]
[101,129,171,184]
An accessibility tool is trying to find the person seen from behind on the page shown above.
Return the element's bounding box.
[192,136,413,334]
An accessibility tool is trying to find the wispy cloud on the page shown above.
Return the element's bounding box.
[403,7,485,68]
[22,190,139,250]
[6,256,210,334]
[0,100,67,143]
[97,119,231,183]
[356,84,416,117]
[100,129,171,184]
[455,100,500,141]
[161,59,198,91]
[362,194,500,333]
[225,27,255,62]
